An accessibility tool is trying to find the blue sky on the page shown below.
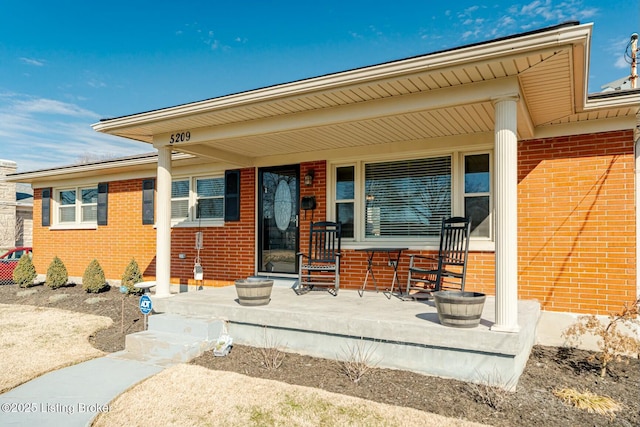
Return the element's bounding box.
[1,1,638,172]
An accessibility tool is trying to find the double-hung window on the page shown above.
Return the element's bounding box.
[57,186,98,224]
[335,166,355,238]
[463,153,491,237]
[196,177,224,219]
[171,176,225,224]
[171,179,190,220]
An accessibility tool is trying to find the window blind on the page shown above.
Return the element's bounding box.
[364,156,451,237]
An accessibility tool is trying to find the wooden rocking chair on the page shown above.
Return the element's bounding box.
[405,217,471,299]
[296,221,342,296]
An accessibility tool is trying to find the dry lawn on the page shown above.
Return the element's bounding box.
[0,303,112,393]
[94,364,488,427]
[1,303,485,426]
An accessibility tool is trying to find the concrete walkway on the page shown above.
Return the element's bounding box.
[0,353,164,427]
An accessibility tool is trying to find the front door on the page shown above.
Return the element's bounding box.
[258,165,300,274]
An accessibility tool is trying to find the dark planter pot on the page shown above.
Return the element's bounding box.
[235,279,274,306]
[433,291,486,328]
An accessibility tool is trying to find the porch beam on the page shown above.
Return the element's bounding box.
[167,78,521,142]
[154,145,172,298]
[492,95,520,333]
[168,143,254,167]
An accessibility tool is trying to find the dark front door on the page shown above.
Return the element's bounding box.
[258,165,300,274]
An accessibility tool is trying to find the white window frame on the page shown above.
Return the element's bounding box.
[171,175,225,227]
[329,150,494,250]
[459,151,493,241]
[51,186,98,230]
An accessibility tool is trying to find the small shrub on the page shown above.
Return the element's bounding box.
[563,298,640,377]
[121,258,143,294]
[46,256,68,289]
[13,255,37,288]
[466,370,513,411]
[336,340,379,384]
[82,259,108,293]
[250,327,285,370]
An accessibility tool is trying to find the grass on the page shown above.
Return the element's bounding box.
[0,303,112,393]
[2,303,487,427]
[93,364,488,427]
[553,388,621,418]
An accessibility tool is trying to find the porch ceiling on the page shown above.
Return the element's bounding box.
[93,23,632,166]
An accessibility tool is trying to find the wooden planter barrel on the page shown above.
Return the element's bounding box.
[433,291,486,328]
[235,279,274,306]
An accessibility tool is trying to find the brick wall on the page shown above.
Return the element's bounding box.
[518,130,636,314]
[337,130,636,315]
[33,179,157,281]
[171,168,255,286]
[32,130,636,315]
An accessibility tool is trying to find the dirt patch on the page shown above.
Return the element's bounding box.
[1,283,638,426]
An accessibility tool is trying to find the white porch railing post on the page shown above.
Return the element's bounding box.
[492,96,520,333]
[155,146,172,297]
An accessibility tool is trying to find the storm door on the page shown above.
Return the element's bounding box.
[258,165,300,274]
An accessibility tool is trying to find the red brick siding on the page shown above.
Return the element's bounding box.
[32,130,636,315]
[171,168,255,285]
[518,130,636,314]
[33,180,157,281]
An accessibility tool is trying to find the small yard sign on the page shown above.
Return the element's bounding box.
[139,294,152,315]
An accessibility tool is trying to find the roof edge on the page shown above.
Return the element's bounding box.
[93,21,587,133]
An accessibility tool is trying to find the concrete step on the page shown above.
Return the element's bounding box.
[148,313,225,341]
[125,330,214,363]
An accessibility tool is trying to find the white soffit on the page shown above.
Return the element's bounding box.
[91,23,614,160]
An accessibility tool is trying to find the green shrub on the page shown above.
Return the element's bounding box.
[13,255,37,288]
[46,256,68,289]
[121,258,143,294]
[82,259,108,293]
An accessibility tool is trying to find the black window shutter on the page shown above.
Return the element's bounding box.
[41,188,51,227]
[97,183,108,226]
[224,170,240,221]
[142,179,155,225]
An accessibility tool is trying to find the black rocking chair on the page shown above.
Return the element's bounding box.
[405,216,471,299]
[296,221,342,296]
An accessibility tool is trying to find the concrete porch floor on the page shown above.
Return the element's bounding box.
[150,285,540,390]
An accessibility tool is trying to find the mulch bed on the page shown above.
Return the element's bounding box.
[2,282,638,426]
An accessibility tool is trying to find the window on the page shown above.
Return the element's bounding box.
[59,189,76,222]
[335,166,355,238]
[332,151,492,244]
[464,154,491,237]
[171,175,225,223]
[365,157,451,238]
[196,177,224,219]
[56,186,98,225]
[171,179,190,219]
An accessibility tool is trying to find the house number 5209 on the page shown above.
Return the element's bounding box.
[169,131,191,144]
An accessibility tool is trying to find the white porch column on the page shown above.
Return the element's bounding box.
[155,146,172,297]
[492,96,520,333]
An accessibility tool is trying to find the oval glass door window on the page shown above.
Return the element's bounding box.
[274,180,293,232]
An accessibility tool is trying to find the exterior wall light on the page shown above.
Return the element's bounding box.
[304,169,315,186]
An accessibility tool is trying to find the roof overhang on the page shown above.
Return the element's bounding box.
[8,22,639,185]
[90,22,610,168]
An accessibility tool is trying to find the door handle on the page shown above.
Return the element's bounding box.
[295,214,299,227]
